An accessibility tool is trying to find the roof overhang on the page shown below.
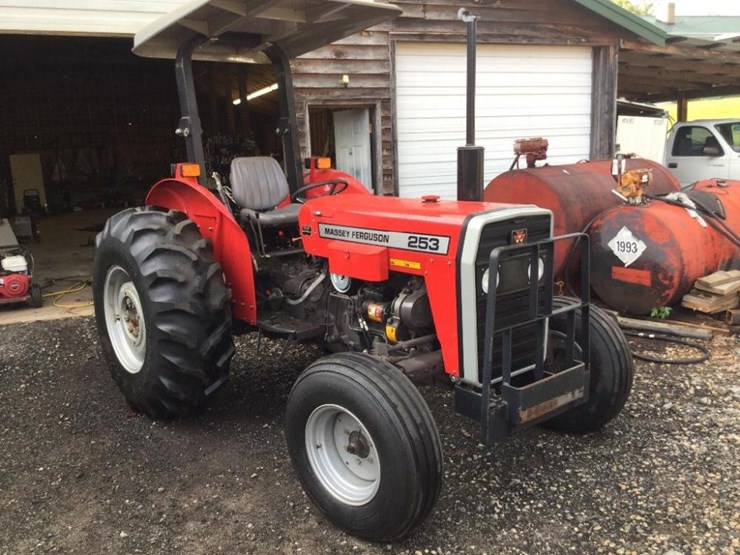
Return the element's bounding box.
[133,0,402,63]
[617,15,740,103]
[569,0,666,46]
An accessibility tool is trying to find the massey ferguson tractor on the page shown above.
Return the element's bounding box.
[93,0,633,541]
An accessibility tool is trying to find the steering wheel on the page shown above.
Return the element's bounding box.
[291,179,349,204]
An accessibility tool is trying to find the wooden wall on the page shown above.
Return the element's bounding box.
[291,0,632,194]
[291,30,393,194]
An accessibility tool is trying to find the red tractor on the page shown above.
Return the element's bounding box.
[93,0,633,541]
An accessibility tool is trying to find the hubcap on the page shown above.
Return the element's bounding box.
[305,404,380,506]
[103,266,146,374]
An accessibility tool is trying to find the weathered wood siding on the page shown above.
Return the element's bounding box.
[291,0,627,194]
[291,30,394,194]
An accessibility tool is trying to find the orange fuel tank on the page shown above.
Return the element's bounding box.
[589,179,740,315]
[485,158,680,277]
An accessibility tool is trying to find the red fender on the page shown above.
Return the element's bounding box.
[304,167,371,198]
[276,167,371,208]
[146,174,257,325]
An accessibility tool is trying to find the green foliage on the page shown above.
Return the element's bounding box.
[612,0,654,16]
[650,306,672,319]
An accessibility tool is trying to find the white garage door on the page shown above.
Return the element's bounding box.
[395,42,593,198]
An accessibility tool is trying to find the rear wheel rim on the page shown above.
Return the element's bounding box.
[305,404,380,506]
[103,265,146,374]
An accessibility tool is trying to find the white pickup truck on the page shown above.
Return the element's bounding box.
[664,119,740,187]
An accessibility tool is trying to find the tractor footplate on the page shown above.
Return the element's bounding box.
[258,312,325,341]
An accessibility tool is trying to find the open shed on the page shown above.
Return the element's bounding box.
[0,0,666,205]
[618,15,740,118]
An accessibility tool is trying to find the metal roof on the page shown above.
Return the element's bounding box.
[570,0,666,46]
[133,0,402,63]
[618,16,740,102]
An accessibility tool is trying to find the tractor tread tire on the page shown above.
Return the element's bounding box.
[286,352,443,541]
[544,296,633,434]
[93,207,233,419]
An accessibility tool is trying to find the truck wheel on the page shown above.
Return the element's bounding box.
[543,296,633,434]
[93,207,234,419]
[285,352,443,541]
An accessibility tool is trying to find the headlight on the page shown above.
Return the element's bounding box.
[481,268,499,294]
[527,257,545,283]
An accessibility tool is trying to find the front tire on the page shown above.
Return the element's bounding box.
[93,207,234,419]
[285,353,443,541]
[543,296,633,433]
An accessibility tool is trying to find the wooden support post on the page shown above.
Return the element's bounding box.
[677,92,688,122]
[590,45,618,160]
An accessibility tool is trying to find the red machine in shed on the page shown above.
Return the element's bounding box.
[92,1,633,541]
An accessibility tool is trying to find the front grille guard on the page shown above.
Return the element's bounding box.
[455,233,591,445]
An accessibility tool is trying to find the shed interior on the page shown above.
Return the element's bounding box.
[0,34,281,216]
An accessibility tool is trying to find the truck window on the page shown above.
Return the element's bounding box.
[715,122,740,153]
[671,126,716,156]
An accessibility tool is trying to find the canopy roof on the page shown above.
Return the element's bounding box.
[619,16,740,102]
[133,0,402,63]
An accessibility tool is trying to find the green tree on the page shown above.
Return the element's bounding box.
[612,0,654,16]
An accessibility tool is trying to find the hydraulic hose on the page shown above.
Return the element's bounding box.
[622,330,710,365]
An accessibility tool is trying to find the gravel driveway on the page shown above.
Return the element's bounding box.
[1,317,738,555]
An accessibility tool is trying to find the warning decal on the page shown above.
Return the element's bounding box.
[607,226,646,267]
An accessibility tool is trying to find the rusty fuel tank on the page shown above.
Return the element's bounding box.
[484,158,680,277]
[589,179,740,315]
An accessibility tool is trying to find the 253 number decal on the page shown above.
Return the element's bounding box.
[407,235,441,252]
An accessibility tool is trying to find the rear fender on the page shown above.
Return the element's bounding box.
[146,178,257,324]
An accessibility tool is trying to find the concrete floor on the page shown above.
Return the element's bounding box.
[0,208,118,326]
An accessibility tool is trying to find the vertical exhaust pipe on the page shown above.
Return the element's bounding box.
[457,8,484,202]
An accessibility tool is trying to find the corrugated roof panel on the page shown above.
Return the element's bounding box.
[0,1,188,36]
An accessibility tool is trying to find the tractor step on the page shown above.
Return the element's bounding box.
[258,312,326,341]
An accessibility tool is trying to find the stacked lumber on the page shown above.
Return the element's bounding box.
[682,270,740,313]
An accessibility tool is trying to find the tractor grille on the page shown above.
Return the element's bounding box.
[474,216,550,382]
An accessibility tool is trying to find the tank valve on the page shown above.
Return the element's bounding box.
[617,168,652,206]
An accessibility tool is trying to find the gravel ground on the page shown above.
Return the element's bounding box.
[1,317,738,555]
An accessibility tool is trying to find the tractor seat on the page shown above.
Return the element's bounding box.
[230,157,300,227]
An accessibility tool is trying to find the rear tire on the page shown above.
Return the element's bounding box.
[543,297,633,434]
[285,352,443,541]
[93,207,234,419]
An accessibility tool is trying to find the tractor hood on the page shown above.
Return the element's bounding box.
[299,194,546,270]
[133,0,402,63]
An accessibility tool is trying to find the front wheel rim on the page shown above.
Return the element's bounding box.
[305,404,381,506]
[103,265,146,374]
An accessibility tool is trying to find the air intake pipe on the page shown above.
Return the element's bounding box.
[457,8,484,202]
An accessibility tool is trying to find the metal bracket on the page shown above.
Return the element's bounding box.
[175,116,192,138]
[457,8,479,23]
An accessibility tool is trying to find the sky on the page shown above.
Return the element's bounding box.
[652,0,740,16]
